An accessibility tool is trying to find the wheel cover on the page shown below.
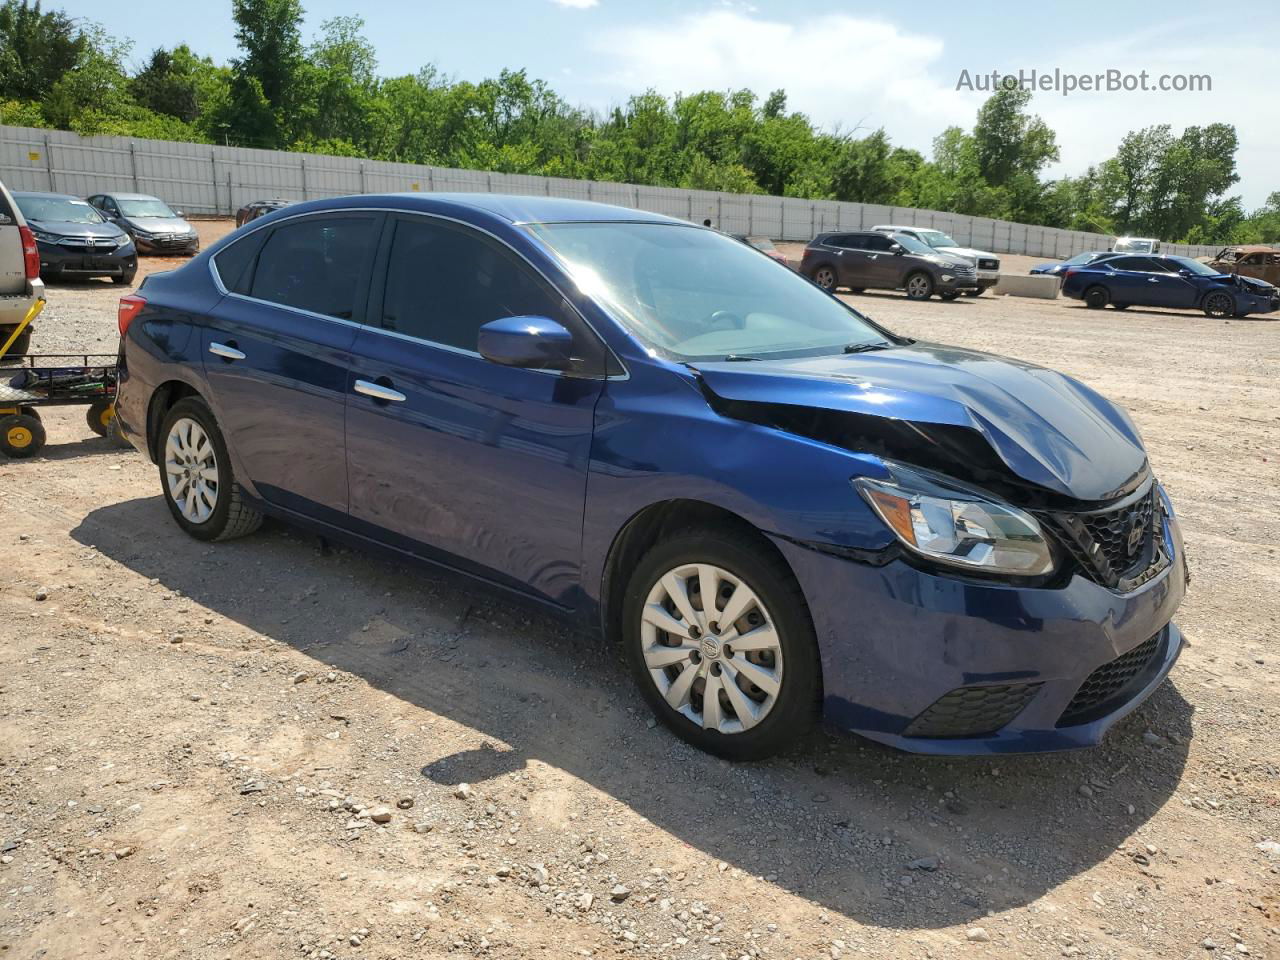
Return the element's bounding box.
[907,275,929,297]
[7,425,31,448]
[99,406,115,428]
[815,267,834,288]
[165,417,219,524]
[640,562,783,735]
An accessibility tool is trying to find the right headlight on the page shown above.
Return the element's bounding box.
[854,464,1054,576]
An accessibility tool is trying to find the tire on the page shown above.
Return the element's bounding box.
[1084,286,1110,309]
[849,287,865,294]
[621,526,821,761]
[1,324,33,362]
[86,400,114,437]
[157,397,263,541]
[0,413,46,458]
[1112,303,1129,310]
[964,288,985,297]
[112,270,136,286]
[1202,291,1234,319]
[904,272,934,300]
[939,291,960,301]
[811,265,837,292]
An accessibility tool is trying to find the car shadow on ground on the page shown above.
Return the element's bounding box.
[73,496,1193,931]
[1066,304,1278,322]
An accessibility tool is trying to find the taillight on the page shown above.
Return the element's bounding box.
[18,225,39,280]
[1064,269,1078,281]
[118,294,146,337]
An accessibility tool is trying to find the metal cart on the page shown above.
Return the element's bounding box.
[0,300,128,458]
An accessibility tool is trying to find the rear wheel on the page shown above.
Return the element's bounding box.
[964,288,985,297]
[86,400,114,436]
[939,291,961,301]
[1112,303,1129,310]
[158,397,263,541]
[811,265,837,291]
[1202,291,1234,319]
[0,413,45,458]
[904,272,934,300]
[622,527,820,761]
[1084,286,1110,309]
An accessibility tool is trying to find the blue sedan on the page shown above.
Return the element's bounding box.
[114,193,1187,759]
[1061,253,1279,317]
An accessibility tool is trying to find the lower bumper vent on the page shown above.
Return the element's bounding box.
[904,682,1042,739]
[1057,633,1162,727]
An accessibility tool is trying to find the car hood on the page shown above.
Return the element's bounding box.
[691,342,1148,502]
[127,217,193,234]
[29,218,128,240]
[936,245,995,262]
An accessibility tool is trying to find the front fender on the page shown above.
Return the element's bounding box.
[580,362,896,606]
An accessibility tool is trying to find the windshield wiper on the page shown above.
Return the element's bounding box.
[723,354,763,361]
[843,342,893,354]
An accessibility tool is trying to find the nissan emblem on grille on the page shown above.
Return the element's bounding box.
[1125,514,1146,557]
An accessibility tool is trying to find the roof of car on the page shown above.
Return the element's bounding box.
[278,193,685,226]
[13,191,81,199]
[99,192,165,201]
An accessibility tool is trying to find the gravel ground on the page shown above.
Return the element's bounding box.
[1,224,1278,960]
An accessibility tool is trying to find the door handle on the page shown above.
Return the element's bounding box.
[209,341,245,361]
[1147,277,1159,283]
[354,378,406,403]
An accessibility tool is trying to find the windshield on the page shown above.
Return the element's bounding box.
[118,198,178,218]
[526,222,892,361]
[1169,256,1222,277]
[917,229,958,248]
[16,196,104,224]
[892,233,939,256]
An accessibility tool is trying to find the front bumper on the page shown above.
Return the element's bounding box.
[936,273,980,292]
[133,233,199,255]
[771,509,1188,755]
[38,241,137,279]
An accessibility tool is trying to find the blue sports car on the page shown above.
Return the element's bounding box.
[1029,251,1113,276]
[114,194,1188,759]
[1061,253,1279,317]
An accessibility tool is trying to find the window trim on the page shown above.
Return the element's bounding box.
[207,206,627,380]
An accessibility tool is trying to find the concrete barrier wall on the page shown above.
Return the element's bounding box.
[0,125,1223,261]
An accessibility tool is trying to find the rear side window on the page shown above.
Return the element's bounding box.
[1106,257,1149,272]
[250,216,378,319]
[212,231,267,294]
[377,216,608,375]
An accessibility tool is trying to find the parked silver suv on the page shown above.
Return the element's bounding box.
[0,179,45,361]
[872,224,1000,295]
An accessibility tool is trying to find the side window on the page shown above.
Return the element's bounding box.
[823,234,850,248]
[863,234,894,252]
[1107,257,1145,272]
[102,197,118,215]
[250,216,377,319]
[212,230,269,295]
[377,216,608,375]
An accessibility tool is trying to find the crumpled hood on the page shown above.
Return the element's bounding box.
[127,217,194,235]
[1235,274,1277,293]
[692,342,1148,502]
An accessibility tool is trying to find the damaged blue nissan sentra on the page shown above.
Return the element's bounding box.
[113,194,1188,760]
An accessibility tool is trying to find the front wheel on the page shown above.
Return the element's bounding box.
[622,527,820,760]
[904,272,934,300]
[1202,291,1234,319]
[158,397,263,541]
[112,270,136,286]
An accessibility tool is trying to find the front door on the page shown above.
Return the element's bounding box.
[201,211,381,523]
[344,214,608,606]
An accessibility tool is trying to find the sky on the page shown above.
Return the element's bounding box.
[61,0,1278,208]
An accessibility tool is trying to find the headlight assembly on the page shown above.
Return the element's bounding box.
[854,464,1054,576]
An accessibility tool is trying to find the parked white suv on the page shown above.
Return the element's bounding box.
[872,224,1000,295]
[0,179,45,360]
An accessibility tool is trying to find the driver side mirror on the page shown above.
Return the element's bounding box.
[478,316,574,371]
[1178,268,1192,277]
[890,244,904,254]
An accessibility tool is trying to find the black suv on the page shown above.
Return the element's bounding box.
[800,231,978,300]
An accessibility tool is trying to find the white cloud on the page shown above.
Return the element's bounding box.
[550,0,599,8]
[591,11,974,147]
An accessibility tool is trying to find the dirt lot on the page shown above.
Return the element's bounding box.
[2,224,1279,960]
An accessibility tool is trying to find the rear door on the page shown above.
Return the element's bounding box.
[0,182,25,296]
[344,213,608,605]
[201,211,381,524]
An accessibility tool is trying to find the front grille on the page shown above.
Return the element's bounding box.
[904,682,1042,738]
[1057,633,1162,726]
[1036,481,1169,590]
[978,258,999,270]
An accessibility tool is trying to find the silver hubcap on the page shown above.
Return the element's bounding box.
[816,268,834,288]
[165,418,219,524]
[907,276,929,297]
[641,562,784,735]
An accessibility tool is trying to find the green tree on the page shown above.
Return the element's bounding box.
[228,0,305,147]
[0,0,85,101]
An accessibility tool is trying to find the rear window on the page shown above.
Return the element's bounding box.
[249,216,378,320]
